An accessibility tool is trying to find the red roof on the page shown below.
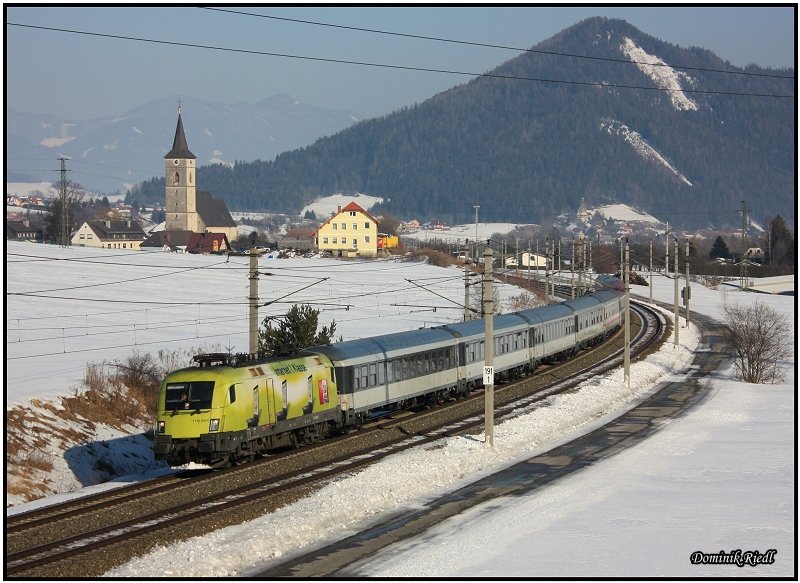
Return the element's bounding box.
[186,232,230,253]
[313,200,378,236]
[341,201,365,213]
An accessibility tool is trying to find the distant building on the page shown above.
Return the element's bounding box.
[140,230,194,252]
[5,219,45,242]
[397,219,421,233]
[315,202,379,257]
[280,226,317,252]
[185,231,231,254]
[428,218,450,231]
[139,230,230,254]
[142,110,238,248]
[505,252,547,269]
[71,219,147,250]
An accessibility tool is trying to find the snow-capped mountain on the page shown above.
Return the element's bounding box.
[6,94,361,195]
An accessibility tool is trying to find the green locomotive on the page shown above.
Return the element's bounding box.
[154,352,342,467]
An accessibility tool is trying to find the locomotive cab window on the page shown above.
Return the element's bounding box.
[165,381,214,410]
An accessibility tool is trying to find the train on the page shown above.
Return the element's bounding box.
[154,282,624,468]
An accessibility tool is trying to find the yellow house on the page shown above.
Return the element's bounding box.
[72,219,147,250]
[315,202,379,257]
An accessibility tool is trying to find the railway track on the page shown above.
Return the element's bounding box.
[6,300,665,578]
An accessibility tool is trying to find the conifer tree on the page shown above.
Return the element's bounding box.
[259,304,336,356]
[709,236,730,260]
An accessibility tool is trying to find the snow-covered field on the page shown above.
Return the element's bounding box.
[6,240,518,407]
[5,240,795,577]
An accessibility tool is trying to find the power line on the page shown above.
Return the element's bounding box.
[204,7,795,81]
[7,258,230,294]
[7,22,793,99]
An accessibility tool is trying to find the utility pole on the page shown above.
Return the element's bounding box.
[624,239,630,388]
[464,240,471,321]
[249,242,260,357]
[739,200,750,291]
[664,221,670,277]
[587,239,592,291]
[673,237,680,348]
[580,234,586,295]
[570,237,575,298]
[649,238,653,304]
[684,239,691,327]
[551,237,557,298]
[59,157,70,247]
[527,239,532,281]
[545,238,551,302]
[558,238,563,272]
[577,234,583,296]
[474,205,480,261]
[483,244,494,448]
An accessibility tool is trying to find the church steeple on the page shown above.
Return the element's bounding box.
[165,112,196,160]
[164,108,198,232]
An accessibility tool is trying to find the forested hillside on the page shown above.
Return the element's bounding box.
[126,17,794,230]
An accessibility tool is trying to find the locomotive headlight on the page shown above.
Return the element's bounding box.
[209,418,220,432]
[157,420,165,434]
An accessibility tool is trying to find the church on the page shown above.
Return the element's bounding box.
[142,110,238,250]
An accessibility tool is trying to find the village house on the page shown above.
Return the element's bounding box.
[71,219,147,250]
[397,219,421,233]
[280,226,317,252]
[139,230,230,254]
[504,251,548,270]
[315,202,379,257]
[5,219,45,242]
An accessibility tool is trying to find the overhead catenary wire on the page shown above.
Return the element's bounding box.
[6,22,793,99]
[204,7,795,80]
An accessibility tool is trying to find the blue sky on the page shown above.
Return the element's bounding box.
[5,5,796,120]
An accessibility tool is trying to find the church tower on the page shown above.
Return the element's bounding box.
[164,110,198,232]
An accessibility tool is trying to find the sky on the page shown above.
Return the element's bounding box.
[5,4,796,120]
[5,237,794,577]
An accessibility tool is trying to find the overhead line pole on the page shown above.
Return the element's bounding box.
[649,238,653,305]
[483,243,494,448]
[249,242,259,357]
[464,241,471,321]
[673,237,680,349]
[624,239,630,388]
[685,239,691,327]
[59,157,70,247]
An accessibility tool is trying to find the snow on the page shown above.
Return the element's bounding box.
[6,240,517,408]
[620,37,699,112]
[591,202,662,225]
[600,119,693,185]
[403,222,526,245]
[301,193,384,219]
[5,239,795,578]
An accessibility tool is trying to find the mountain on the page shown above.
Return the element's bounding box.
[6,95,361,195]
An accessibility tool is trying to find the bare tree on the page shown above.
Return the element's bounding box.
[722,301,790,384]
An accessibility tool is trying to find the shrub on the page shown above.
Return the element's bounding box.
[722,301,791,384]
